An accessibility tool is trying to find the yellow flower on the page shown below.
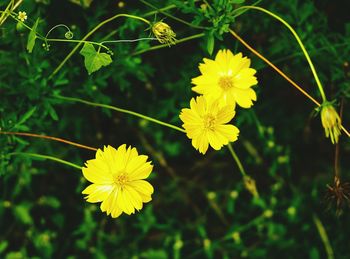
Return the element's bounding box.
[320,102,341,144]
[192,49,258,108]
[18,11,27,22]
[179,95,239,154]
[152,21,176,46]
[82,145,154,218]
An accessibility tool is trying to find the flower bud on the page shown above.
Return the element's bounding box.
[152,21,176,46]
[320,102,341,144]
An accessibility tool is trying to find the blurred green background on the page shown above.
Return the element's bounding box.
[1,0,350,258]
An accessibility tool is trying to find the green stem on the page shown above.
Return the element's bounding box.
[0,0,14,25]
[8,152,82,170]
[139,0,209,30]
[48,14,151,80]
[312,214,335,259]
[132,33,205,55]
[234,6,327,102]
[46,38,110,50]
[9,13,46,40]
[227,143,246,176]
[55,95,186,134]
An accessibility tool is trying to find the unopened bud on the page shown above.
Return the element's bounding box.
[320,102,341,144]
[152,21,176,46]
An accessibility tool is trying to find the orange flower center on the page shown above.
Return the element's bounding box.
[113,173,129,187]
[203,115,216,130]
[218,76,234,90]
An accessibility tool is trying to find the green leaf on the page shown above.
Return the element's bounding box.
[79,43,112,75]
[230,0,245,3]
[13,107,37,129]
[27,18,39,53]
[206,32,215,55]
[14,203,33,225]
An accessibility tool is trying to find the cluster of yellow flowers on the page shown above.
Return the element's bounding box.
[180,49,258,154]
[81,49,258,218]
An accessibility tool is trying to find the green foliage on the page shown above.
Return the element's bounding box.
[26,18,39,53]
[1,0,350,258]
[79,43,113,75]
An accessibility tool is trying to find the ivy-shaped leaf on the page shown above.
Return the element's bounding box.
[79,43,112,75]
[27,18,39,53]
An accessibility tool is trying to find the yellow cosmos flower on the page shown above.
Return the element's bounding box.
[179,95,239,154]
[82,144,154,218]
[192,49,258,108]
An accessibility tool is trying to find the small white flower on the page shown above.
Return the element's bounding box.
[18,11,27,22]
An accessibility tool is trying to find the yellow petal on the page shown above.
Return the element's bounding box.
[124,185,143,211]
[128,180,154,203]
[100,187,119,215]
[126,155,148,174]
[230,53,251,75]
[128,162,153,180]
[194,131,209,154]
[117,188,135,215]
[82,162,113,184]
[82,183,114,203]
[215,106,235,124]
[207,130,225,150]
[233,88,257,108]
[233,68,258,89]
[216,125,239,141]
[110,204,123,218]
[128,180,154,195]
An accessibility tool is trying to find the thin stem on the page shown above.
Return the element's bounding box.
[8,13,46,40]
[234,6,327,102]
[100,37,157,45]
[55,95,186,133]
[266,42,350,69]
[48,14,151,80]
[312,214,335,259]
[46,38,109,50]
[229,29,350,138]
[139,0,209,30]
[227,143,246,176]
[45,24,71,38]
[0,131,97,151]
[8,152,82,170]
[0,0,15,26]
[132,33,205,55]
[229,29,320,106]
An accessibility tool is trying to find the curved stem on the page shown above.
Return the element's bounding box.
[0,131,97,151]
[8,152,82,170]
[55,95,186,133]
[229,29,350,138]
[234,6,327,102]
[132,33,205,55]
[227,143,246,176]
[45,24,71,38]
[48,14,151,80]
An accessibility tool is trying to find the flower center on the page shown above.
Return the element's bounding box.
[113,173,129,187]
[218,76,234,90]
[203,115,216,130]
